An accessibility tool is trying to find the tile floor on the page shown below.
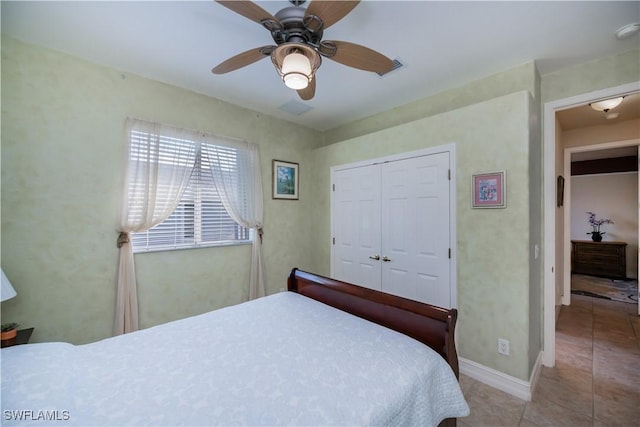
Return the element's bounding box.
[457,294,640,426]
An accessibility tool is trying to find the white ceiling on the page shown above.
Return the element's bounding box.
[2,1,639,132]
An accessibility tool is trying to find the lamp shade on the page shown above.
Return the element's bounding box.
[1,269,17,302]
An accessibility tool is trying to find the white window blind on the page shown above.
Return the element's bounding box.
[128,129,250,253]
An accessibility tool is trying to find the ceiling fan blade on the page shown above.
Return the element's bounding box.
[216,0,278,25]
[322,40,393,74]
[297,77,316,101]
[304,0,360,29]
[212,46,275,74]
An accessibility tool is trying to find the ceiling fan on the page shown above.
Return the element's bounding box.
[211,0,394,101]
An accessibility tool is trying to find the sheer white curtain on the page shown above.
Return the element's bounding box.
[201,140,265,299]
[115,118,198,335]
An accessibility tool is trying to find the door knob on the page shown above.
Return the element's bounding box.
[369,255,380,261]
[382,256,391,262]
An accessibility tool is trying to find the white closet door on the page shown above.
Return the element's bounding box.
[332,165,382,291]
[380,152,451,307]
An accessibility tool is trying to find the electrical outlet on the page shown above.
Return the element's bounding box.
[498,338,510,356]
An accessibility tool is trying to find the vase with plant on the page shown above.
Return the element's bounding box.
[586,211,613,242]
[1,322,19,340]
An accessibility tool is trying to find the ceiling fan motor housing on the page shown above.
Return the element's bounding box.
[264,6,324,46]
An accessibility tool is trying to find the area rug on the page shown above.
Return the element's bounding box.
[571,274,638,304]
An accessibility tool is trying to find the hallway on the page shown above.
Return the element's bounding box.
[459,294,640,426]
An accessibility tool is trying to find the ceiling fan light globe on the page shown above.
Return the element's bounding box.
[283,73,309,90]
[281,52,312,90]
[282,52,311,75]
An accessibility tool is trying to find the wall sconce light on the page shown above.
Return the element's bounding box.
[272,43,321,91]
[589,96,624,113]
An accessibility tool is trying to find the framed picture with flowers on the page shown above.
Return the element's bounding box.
[472,171,506,208]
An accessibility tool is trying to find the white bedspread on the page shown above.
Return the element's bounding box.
[2,292,469,426]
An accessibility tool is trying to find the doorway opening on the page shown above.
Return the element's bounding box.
[543,81,640,368]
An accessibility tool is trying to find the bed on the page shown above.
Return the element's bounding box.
[2,268,469,426]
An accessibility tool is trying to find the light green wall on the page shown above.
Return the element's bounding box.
[1,37,322,344]
[541,47,640,103]
[322,61,538,145]
[3,35,637,384]
[309,90,534,380]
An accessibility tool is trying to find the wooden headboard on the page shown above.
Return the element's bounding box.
[287,268,459,379]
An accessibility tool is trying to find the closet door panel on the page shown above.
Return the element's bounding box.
[332,165,382,291]
[381,152,451,307]
[381,162,416,299]
[415,153,451,307]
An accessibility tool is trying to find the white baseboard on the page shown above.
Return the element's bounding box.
[459,352,543,401]
[529,351,543,395]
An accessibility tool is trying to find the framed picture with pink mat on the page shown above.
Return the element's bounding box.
[472,171,505,208]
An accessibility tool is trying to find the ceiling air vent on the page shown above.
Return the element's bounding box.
[278,99,313,115]
[377,58,405,77]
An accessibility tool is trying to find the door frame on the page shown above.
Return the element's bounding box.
[330,143,458,307]
[542,81,639,367]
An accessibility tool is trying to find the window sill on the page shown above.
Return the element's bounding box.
[132,240,252,254]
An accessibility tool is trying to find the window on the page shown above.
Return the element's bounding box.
[128,128,250,253]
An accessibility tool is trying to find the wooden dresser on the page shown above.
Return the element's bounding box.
[571,240,627,279]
